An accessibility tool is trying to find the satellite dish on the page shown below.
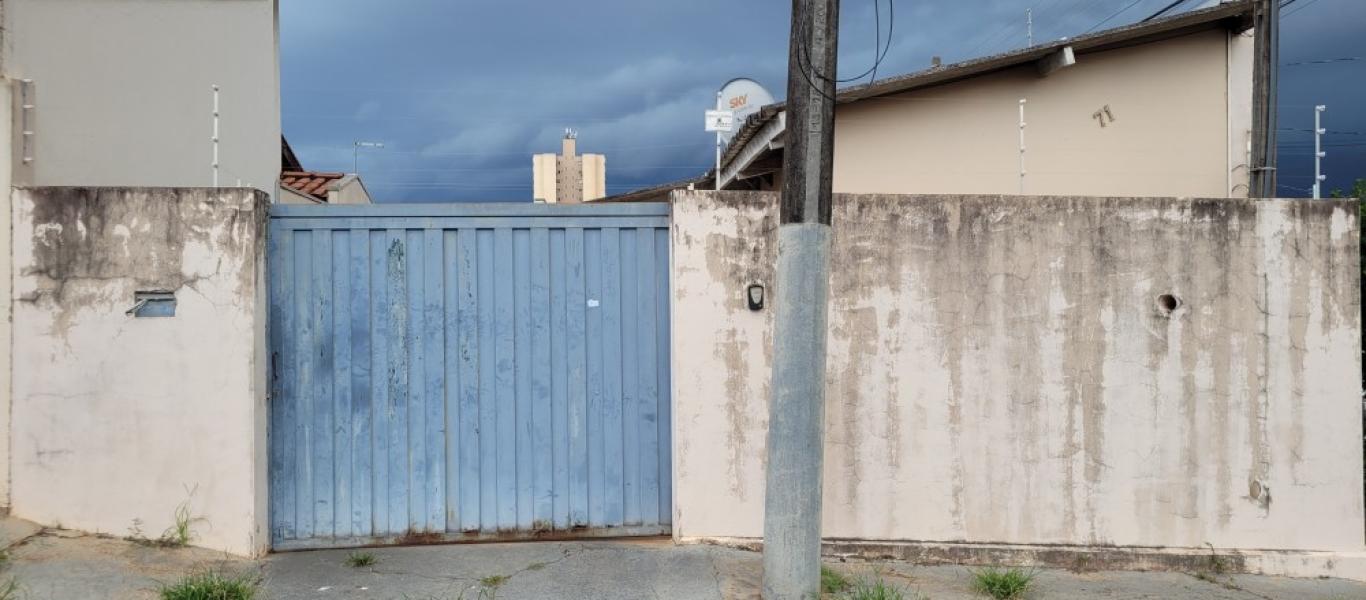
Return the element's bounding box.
[716,78,775,144]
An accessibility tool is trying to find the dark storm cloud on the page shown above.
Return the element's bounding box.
[280,0,1366,202]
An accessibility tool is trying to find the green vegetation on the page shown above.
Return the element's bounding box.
[479,574,509,589]
[159,571,257,600]
[0,578,20,600]
[344,550,377,568]
[162,497,198,547]
[970,566,1036,599]
[842,575,918,600]
[1328,178,1366,200]
[822,565,851,595]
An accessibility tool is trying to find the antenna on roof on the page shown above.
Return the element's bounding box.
[1027,8,1033,47]
[564,128,578,139]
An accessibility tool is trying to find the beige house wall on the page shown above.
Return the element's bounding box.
[328,176,372,205]
[829,29,1251,198]
[671,190,1363,554]
[10,187,270,556]
[280,186,322,205]
[2,0,281,197]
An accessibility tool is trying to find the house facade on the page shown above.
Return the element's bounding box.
[717,3,1255,199]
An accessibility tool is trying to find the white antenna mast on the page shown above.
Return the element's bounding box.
[211,85,220,187]
[1313,105,1326,199]
[1018,98,1027,194]
[1027,8,1033,47]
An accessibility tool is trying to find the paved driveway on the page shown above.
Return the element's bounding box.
[2,522,1365,599]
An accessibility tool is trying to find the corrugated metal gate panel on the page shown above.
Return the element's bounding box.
[268,204,672,550]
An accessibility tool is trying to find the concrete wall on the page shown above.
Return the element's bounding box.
[671,190,1363,552]
[830,29,1251,198]
[10,187,270,556]
[1,0,280,197]
[0,79,11,510]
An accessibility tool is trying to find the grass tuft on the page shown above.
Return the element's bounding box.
[970,566,1035,600]
[822,565,851,595]
[0,577,20,600]
[344,551,377,568]
[159,571,257,600]
[479,574,509,588]
[841,575,918,600]
[161,497,197,547]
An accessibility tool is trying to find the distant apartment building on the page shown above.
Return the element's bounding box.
[533,133,605,203]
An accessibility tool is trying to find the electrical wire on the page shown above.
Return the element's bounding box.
[1283,0,1326,18]
[1142,0,1189,22]
[1086,0,1149,34]
[797,0,896,89]
[1280,128,1363,136]
[1282,57,1362,66]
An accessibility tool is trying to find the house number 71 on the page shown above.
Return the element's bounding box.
[1093,105,1116,128]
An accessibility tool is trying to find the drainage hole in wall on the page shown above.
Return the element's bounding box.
[1157,294,1181,314]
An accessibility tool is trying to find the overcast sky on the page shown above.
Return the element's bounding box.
[280,0,1365,202]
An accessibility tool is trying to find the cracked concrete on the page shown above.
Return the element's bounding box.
[0,518,1362,599]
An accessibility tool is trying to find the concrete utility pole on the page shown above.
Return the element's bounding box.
[763,0,838,598]
[1249,0,1280,197]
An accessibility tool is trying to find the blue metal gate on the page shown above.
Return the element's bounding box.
[267,203,672,550]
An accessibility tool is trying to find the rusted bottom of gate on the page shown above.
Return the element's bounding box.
[272,525,671,552]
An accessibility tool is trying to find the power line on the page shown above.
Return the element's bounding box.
[1282,57,1362,66]
[1143,0,1190,22]
[1086,0,1149,34]
[1284,0,1326,18]
[1280,128,1363,136]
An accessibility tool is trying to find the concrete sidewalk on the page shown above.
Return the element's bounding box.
[0,520,1363,599]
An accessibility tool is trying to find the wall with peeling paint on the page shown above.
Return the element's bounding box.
[671,190,1363,552]
[9,187,270,556]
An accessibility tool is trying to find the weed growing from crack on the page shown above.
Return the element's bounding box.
[479,574,509,589]
[525,561,547,571]
[822,565,851,595]
[344,551,377,568]
[840,574,922,600]
[970,566,1036,599]
[126,486,206,548]
[158,570,257,600]
[162,495,198,547]
[1204,543,1229,575]
[0,577,20,600]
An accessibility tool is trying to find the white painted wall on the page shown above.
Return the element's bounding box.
[1,0,280,196]
[10,187,270,556]
[671,190,1364,553]
[0,82,12,509]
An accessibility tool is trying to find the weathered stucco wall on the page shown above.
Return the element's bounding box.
[10,187,270,556]
[672,190,1363,552]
